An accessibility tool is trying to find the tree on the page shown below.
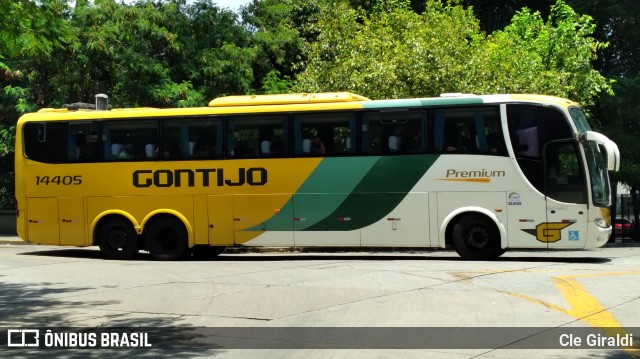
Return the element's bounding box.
[294,0,611,106]
[0,0,73,211]
[241,0,320,93]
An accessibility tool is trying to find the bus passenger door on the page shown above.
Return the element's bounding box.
[544,141,588,248]
[26,198,59,245]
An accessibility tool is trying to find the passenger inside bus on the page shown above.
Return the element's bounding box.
[311,136,326,155]
[118,143,134,159]
[192,142,210,158]
[77,136,97,161]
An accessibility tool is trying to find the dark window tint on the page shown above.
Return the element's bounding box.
[507,105,573,159]
[362,110,427,154]
[164,117,223,160]
[293,112,356,156]
[71,122,99,162]
[506,105,574,193]
[23,122,69,163]
[227,115,287,158]
[102,121,159,160]
[545,141,586,204]
[433,107,505,155]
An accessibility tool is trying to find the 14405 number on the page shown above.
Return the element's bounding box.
[35,175,82,185]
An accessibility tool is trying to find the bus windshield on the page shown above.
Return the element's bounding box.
[584,141,611,207]
[569,107,591,132]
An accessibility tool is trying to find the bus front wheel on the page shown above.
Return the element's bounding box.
[144,216,188,260]
[451,215,504,260]
[98,218,139,260]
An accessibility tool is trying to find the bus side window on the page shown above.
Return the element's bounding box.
[294,112,356,156]
[101,121,159,161]
[361,110,426,155]
[506,105,574,193]
[69,122,98,162]
[226,115,287,158]
[433,107,501,155]
[506,105,573,159]
[23,122,68,163]
[164,117,223,160]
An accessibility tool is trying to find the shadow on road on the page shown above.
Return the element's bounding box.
[0,278,222,358]
[19,248,612,264]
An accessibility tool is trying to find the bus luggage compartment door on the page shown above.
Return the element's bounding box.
[26,197,59,245]
[232,194,294,246]
[58,197,86,246]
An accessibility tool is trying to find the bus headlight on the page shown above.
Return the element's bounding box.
[594,218,608,228]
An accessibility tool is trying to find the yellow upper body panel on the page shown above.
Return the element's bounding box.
[495,94,579,109]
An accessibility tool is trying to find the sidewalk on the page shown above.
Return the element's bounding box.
[0,235,31,245]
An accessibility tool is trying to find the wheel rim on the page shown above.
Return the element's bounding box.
[466,225,490,249]
[106,228,129,251]
[156,227,178,252]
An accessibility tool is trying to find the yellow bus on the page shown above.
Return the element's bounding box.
[14,92,619,260]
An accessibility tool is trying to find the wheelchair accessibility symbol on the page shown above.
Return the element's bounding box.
[568,230,579,241]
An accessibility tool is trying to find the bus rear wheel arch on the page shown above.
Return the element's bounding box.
[143,215,188,261]
[450,213,505,260]
[96,216,140,260]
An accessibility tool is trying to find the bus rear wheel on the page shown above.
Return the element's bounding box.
[144,216,188,261]
[452,215,504,260]
[98,218,139,260]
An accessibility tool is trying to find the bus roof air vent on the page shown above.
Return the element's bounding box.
[208,92,370,107]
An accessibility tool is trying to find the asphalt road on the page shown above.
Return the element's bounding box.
[1,243,639,358]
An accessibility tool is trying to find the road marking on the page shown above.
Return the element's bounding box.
[501,270,640,355]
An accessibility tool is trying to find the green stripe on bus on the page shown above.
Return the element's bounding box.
[246,157,379,231]
[303,155,439,231]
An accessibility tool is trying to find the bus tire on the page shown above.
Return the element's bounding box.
[451,215,504,260]
[190,246,227,259]
[98,218,139,260]
[144,216,188,261]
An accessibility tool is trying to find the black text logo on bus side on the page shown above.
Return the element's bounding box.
[133,168,267,188]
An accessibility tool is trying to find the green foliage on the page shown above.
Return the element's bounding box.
[242,0,320,92]
[592,76,640,186]
[469,1,613,108]
[0,124,14,210]
[261,70,293,94]
[0,0,73,66]
[295,0,482,98]
[295,0,611,105]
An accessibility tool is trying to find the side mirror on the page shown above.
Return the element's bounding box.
[580,131,620,171]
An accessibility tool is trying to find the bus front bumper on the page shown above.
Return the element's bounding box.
[586,223,612,249]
